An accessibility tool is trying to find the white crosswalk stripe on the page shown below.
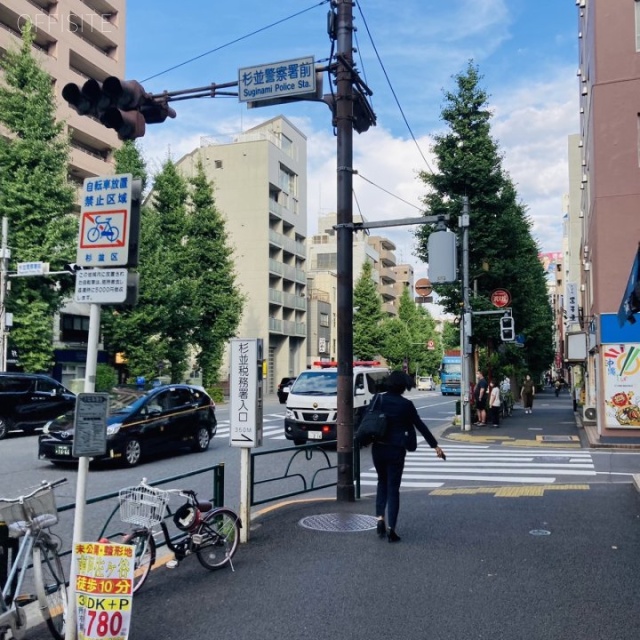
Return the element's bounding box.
[359,444,596,488]
[214,417,288,440]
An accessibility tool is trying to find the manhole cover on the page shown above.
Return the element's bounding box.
[299,513,378,532]
[536,435,579,442]
[529,529,551,536]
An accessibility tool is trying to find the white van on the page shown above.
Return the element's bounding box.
[284,365,389,445]
[417,376,435,391]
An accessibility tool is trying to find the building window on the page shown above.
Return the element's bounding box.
[214,160,223,169]
[320,313,329,327]
[278,164,297,197]
[61,314,90,342]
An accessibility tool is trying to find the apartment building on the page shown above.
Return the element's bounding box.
[0,0,124,182]
[1,1,124,383]
[572,0,640,442]
[175,116,308,393]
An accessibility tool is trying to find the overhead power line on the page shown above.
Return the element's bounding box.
[355,3,434,174]
[142,1,330,83]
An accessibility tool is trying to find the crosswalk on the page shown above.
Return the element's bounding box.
[214,419,597,489]
[359,444,596,488]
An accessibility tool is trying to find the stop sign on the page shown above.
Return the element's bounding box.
[415,278,433,296]
[491,288,511,308]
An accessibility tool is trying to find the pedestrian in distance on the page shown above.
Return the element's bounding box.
[521,374,535,414]
[488,379,501,427]
[372,370,445,543]
[473,371,488,425]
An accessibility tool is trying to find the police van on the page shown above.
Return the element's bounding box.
[284,362,389,445]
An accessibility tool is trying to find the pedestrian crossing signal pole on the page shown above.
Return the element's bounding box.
[461,197,472,431]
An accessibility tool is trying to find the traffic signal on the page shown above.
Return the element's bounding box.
[64,263,86,273]
[62,77,175,141]
[500,315,515,342]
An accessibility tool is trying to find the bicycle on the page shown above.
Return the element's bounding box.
[117,478,241,593]
[87,216,120,243]
[0,478,68,640]
[500,390,514,418]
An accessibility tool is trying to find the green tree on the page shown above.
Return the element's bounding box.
[441,321,460,352]
[186,160,244,386]
[353,261,384,361]
[0,24,76,371]
[415,62,554,381]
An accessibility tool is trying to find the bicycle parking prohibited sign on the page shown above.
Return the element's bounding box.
[77,174,132,267]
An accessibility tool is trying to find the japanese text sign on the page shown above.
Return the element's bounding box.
[238,57,315,103]
[74,269,128,304]
[74,542,134,640]
[229,338,263,448]
[77,174,132,267]
[565,282,579,325]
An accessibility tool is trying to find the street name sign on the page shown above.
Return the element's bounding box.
[72,392,109,457]
[238,57,316,103]
[77,173,132,267]
[16,261,49,276]
[74,268,128,304]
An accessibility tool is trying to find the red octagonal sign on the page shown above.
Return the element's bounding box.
[491,288,511,308]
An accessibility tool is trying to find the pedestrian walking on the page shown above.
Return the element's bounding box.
[521,374,535,414]
[473,371,488,425]
[372,370,445,543]
[489,380,501,427]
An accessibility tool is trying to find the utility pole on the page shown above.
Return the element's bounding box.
[461,197,472,431]
[335,0,355,502]
[0,217,9,371]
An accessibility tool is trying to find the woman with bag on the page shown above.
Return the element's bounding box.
[371,370,445,543]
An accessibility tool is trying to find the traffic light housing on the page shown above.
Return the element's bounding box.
[500,315,515,342]
[62,77,175,141]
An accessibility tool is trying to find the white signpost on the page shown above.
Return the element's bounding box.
[229,339,263,544]
[238,56,316,103]
[77,173,132,267]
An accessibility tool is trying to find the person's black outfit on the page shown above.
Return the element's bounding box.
[372,380,441,543]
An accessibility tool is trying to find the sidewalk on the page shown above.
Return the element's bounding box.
[24,390,640,640]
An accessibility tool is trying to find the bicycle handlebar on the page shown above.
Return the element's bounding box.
[138,478,195,499]
[0,478,67,504]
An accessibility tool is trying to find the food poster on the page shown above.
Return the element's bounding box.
[603,344,640,428]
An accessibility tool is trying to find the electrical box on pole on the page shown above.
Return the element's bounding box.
[428,230,458,283]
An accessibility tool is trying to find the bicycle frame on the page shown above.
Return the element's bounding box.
[0,528,37,638]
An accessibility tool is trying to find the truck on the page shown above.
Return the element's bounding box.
[439,350,462,396]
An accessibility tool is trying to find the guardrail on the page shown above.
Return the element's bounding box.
[250,441,361,506]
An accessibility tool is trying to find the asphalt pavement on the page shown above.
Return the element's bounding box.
[24,388,640,640]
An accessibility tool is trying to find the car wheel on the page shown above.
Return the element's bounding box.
[193,426,211,452]
[123,438,142,467]
[0,417,10,440]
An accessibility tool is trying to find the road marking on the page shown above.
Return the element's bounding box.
[429,484,590,497]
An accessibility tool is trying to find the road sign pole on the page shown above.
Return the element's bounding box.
[461,198,472,432]
[65,302,101,640]
[0,217,9,371]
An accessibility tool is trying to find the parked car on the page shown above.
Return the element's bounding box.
[277,376,297,404]
[0,372,76,439]
[417,376,435,391]
[38,384,216,467]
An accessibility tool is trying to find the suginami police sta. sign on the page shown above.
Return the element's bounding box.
[238,57,316,103]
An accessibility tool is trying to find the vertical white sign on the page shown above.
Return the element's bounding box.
[566,282,579,325]
[229,339,263,448]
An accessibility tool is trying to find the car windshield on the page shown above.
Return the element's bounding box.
[290,371,337,395]
[442,363,461,374]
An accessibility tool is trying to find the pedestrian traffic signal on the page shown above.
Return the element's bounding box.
[500,316,515,342]
[62,77,175,141]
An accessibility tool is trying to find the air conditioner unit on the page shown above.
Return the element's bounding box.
[583,406,597,422]
[579,0,586,7]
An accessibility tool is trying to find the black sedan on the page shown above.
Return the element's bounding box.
[38,384,217,467]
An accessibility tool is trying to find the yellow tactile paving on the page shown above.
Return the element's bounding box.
[444,432,581,448]
[429,484,590,498]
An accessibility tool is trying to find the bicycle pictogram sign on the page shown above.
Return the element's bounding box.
[80,210,126,249]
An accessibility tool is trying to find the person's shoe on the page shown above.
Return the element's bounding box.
[388,529,401,543]
[376,520,386,538]
[492,424,499,427]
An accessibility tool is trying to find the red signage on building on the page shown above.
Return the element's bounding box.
[490,289,511,308]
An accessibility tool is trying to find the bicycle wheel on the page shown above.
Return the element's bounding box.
[33,541,67,640]
[123,530,155,593]
[196,508,240,571]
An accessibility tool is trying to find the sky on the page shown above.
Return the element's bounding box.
[124,0,579,282]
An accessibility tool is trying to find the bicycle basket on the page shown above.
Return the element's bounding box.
[118,485,170,528]
[0,486,58,531]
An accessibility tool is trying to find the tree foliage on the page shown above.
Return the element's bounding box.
[103,149,243,385]
[415,62,554,381]
[0,24,76,372]
[353,261,384,361]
